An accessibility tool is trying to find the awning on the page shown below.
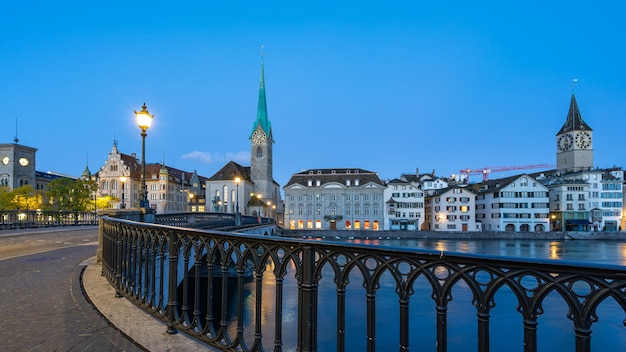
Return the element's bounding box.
[566,219,592,225]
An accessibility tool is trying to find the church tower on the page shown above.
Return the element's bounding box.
[249,50,274,199]
[556,91,593,171]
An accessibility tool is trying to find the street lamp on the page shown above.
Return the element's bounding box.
[234,177,241,213]
[234,177,241,226]
[120,176,127,209]
[135,103,154,209]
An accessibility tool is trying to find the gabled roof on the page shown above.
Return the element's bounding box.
[284,168,384,188]
[386,178,408,185]
[557,94,592,135]
[208,161,251,182]
[470,174,543,195]
[429,185,475,197]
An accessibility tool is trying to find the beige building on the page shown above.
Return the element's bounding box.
[93,140,207,214]
[424,186,479,232]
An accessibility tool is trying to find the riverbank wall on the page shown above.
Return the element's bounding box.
[278,229,626,241]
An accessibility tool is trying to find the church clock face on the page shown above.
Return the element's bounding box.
[1,156,8,165]
[251,130,267,144]
[19,157,29,166]
[575,132,591,149]
[557,134,573,151]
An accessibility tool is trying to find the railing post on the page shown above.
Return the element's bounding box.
[114,224,123,298]
[523,319,538,352]
[436,305,447,352]
[574,326,591,352]
[166,230,178,334]
[477,311,490,352]
[298,245,318,352]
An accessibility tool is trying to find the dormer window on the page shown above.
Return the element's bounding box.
[331,170,336,174]
[347,170,351,174]
[308,180,312,187]
[317,170,322,174]
[346,179,351,186]
[316,180,321,187]
[355,179,360,186]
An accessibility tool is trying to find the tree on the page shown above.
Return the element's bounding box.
[0,185,42,210]
[46,178,95,211]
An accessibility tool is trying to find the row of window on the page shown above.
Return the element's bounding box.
[288,193,381,201]
[495,191,549,198]
[290,205,381,216]
[289,219,380,230]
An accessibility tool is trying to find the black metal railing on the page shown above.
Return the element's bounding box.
[156,212,273,229]
[0,210,98,230]
[100,216,626,352]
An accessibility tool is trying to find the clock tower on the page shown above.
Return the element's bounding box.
[249,52,274,201]
[556,93,593,172]
[0,139,37,190]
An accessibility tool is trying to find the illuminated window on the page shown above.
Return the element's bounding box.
[373,221,379,230]
[364,220,371,229]
[354,220,361,229]
[298,220,304,229]
[315,220,322,229]
[307,220,313,229]
[345,220,351,229]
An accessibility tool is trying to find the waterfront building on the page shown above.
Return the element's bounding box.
[424,185,478,231]
[472,174,550,232]
[205,53,282,221]
[383,177,425,230]
[94,140,207,213]
[283,168,385,230]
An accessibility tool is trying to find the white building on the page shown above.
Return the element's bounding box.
[283,168,386,230]
[473,174,550,232]
[383,178,425,230]
[424,186,478,232]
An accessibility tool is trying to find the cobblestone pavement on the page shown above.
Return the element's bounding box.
[0,228,145,351]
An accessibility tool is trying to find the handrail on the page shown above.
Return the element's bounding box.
[100,216,626,352]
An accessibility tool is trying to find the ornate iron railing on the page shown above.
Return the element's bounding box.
[100,216,626,352]
[0,210,98,229]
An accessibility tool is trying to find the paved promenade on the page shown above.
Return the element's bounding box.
[0,227,214,352]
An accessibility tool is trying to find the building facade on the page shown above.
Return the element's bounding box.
[383,178,425,230]
[473,174,550,232]
[283,168,386,230]
[94,140,206,214]
[424,186,478,232]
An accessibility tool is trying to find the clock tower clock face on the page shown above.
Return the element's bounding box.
[251,130,267,144]
[19,157,29,166]
[575,132,592,149]
[1,156,8,165]
[557,134,573,152]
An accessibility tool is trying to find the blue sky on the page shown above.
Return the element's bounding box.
[1,1,625,188]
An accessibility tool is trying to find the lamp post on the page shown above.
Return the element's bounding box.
[135,103,154,210]
[234,177,241,226]
[235,177,240,213]
[120,176,126,209]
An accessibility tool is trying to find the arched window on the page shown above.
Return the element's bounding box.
[256,146,263,158]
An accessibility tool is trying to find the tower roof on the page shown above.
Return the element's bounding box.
[250,53,272,137]
[557,94,592,135]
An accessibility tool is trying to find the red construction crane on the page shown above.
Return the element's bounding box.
[459,164,555,182]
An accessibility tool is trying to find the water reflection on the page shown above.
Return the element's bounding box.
[188,238,626,351]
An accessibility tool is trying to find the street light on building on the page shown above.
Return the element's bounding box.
[120,176,126,209]
[135,103,154,210]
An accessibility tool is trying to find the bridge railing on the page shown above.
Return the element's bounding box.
[0,210,98,229]
[100,216,626,352]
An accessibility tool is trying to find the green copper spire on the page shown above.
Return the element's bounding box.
[251,47,271,138]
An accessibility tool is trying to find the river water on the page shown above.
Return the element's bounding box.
[232,239,626,351]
